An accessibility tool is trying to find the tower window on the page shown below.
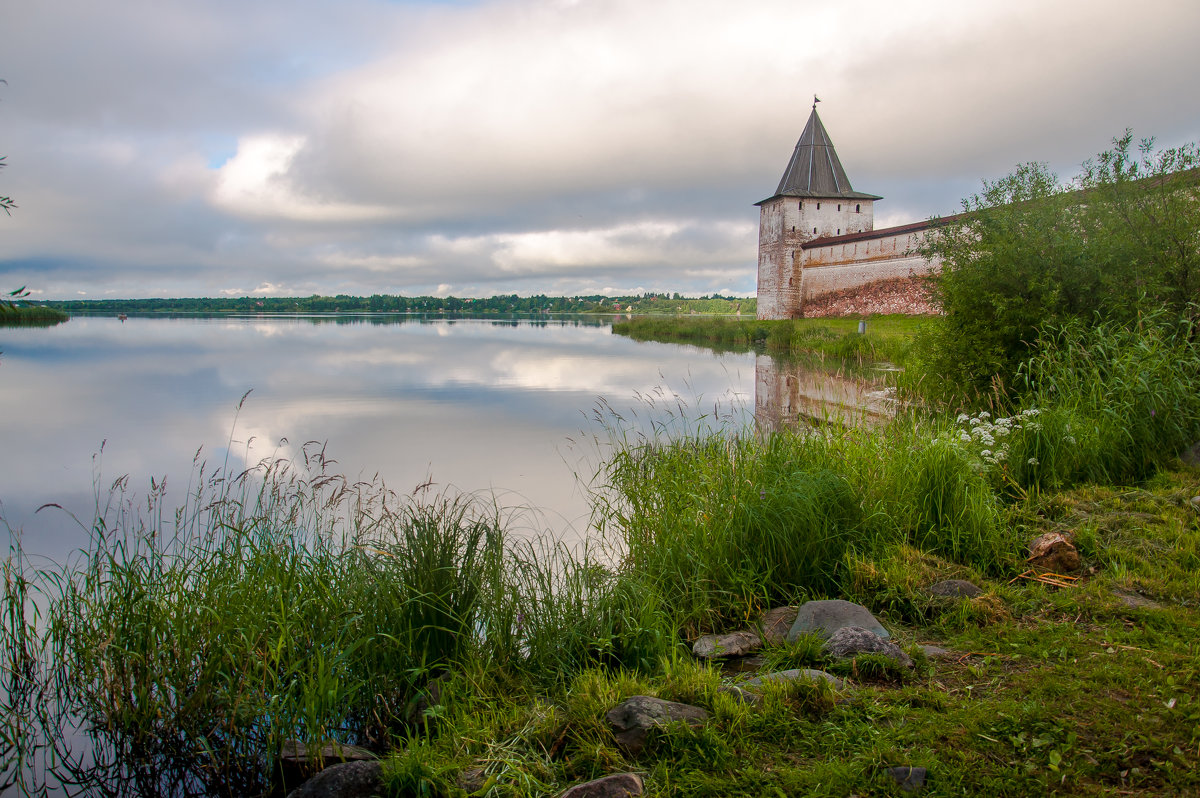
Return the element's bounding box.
[813,227,817,234]
[791,225,795,232]
[837,228,841,235]
[855,204,861,213]
[837,204,841,211]
[816,202,821,209]
[798,201,802,210]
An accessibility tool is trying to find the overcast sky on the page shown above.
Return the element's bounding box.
[1,0,1198,300]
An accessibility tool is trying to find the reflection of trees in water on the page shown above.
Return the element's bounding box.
[754,354,896,434]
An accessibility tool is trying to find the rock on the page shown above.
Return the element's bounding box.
[1190,495,1200,510]
[1112,590,1161,610]
[716,684,763,706]
[605,696,709,754]
[279,739,375,787]
[558,773,645,798]
[824,626,913,668]
[742,668,845,691]
[280,740,375,766]
[928,579,982,598]
[787,599,890,642]
[720,654,766,674]
[885,765,927,793]
[286,760,383,798]
[760,606,799,644]
[692,630,761,659]
[1027,532,1081,572]
[458,766,488,793]
[1181,440,1200,467]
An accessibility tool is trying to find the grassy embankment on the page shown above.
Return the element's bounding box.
[613,313,922,365]
[3,314,1199,796]
[0,304,69,327]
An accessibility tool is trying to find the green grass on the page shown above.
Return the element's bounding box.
[3,315,1200,795]
[612,314,925,365]
[0,304,69,327]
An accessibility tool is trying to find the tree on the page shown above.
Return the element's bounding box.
[913,132,1200,405]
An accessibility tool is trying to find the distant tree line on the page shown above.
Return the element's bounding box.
[46,293,755,316]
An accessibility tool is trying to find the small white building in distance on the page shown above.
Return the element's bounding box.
[755,102,941,319]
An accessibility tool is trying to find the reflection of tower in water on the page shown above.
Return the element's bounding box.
[754,354,896,434]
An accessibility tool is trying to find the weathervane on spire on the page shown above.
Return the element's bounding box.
[813,94,821,110]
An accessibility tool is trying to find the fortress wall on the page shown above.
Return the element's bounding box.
[800,253,937,302]
[798,228,939,305]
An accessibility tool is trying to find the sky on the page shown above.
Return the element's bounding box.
[1,0,1198,301]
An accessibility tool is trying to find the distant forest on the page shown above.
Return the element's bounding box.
[46,293,755,316]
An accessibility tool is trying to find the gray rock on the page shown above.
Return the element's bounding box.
[928,579,982,598]
[1190,495,1200,510]
[558,773,645,798]
[605,696,709,754]
[885,765,927,793]
[286,760,383,798]
[742,668,845,691]
[716,684,763,706]
[1112,590,1162,610]
[1181,440,1200,467]
[280,739,375,766]
[787,599,890,642]
[760,606,799,644]
[824,626,913,668]
[692,630,761,659]
[1027,532,1081,572]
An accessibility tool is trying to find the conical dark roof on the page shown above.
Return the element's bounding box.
[756,107,882,205]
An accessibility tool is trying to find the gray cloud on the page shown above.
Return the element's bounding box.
[2,0,1198,299]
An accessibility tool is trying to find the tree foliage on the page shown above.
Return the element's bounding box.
[913,131,1200,405]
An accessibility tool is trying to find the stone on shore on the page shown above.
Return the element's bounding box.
[605,696,709,755]
[558,773,645,798]
[928,579,982,598]
[760,606,799,644]
[787,599,890,642]
[692,630,761,659]
[886,765,928,793]
[742,668,845,691]
[1027,532,1081,572]
[286,760,383,798]
[824,626,913,668]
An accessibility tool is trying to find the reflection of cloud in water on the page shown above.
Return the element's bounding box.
[1,316,754,563]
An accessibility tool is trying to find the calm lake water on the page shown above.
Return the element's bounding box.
[1,313,759,563]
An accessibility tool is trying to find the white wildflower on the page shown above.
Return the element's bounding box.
[1027,457,1040,466]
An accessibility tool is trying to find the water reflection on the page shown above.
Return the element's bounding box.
[753,353,896,433]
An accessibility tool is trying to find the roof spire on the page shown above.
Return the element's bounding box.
[754,101,882,204]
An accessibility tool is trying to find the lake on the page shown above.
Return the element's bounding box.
[1,314,761,563]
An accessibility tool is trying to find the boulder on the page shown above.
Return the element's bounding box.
[787,599,890,642]
[760,606,799,644]
[716,684,763,706]
[1027,532,1081,572]
[742,668,845,691]
[286,760,383,798]
[279,739,375,787]
[885,765,927,794]
[824,626,913,668]
[605,696,709,755]
[558,773,645,798]
[692,630,761,659]
[928,579,982,598]
[919,644,954,660]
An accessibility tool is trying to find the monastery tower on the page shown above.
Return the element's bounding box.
[755,103,882,319]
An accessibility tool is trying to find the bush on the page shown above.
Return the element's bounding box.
[913,133,1200,406]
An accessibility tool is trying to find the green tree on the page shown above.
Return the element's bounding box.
[913,132,1200,405]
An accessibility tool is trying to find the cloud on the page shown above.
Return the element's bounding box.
[1,0,1198,299]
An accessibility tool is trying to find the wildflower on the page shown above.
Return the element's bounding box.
[980,449,992,459]
[956,413,970,424]
[1027,457,1039,466]
[1064,435,1077,445]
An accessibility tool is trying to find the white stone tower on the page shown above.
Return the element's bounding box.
[755,102,881,319]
